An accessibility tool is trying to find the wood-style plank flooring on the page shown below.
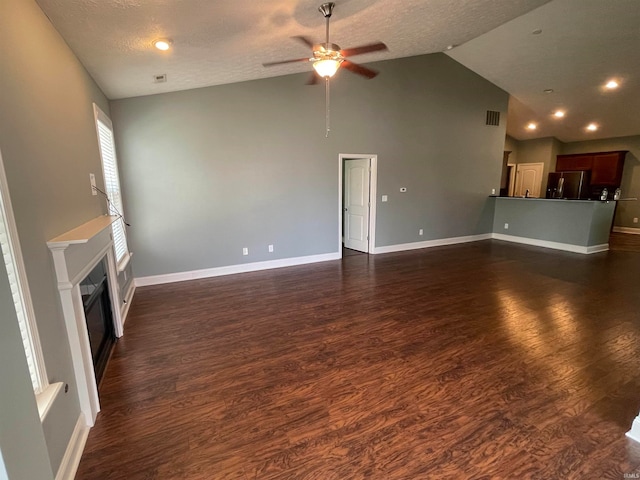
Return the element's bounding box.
[77,238,640,479]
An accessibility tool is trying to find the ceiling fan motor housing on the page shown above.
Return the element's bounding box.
[319,2,335,17]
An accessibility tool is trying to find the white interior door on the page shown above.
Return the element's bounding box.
[514,162,544,197]
[343,158,370,252]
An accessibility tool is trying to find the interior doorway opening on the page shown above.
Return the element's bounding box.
[339,154,377,255]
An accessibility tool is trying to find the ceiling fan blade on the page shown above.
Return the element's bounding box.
[292,35,315,48]
[262,57,311,67]
[341,42,388,58]
[341,60,379,79]
[306,73,320,85]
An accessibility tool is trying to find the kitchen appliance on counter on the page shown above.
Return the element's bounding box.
[546,171,590,199]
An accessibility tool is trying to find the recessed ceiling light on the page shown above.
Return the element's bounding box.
[526,123,537,130]
[532,28,542,35]
[445,44,457,51]
[154,39,172,51]
[543,89,554,94]
[605,80,619,89]
[553,110,565,118]
[586,123,598,131]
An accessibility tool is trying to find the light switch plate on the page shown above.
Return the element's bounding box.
[382,195,388,202]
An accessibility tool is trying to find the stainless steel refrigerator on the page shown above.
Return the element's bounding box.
[546,171,590,199]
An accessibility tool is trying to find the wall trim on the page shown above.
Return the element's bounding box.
[55,414,89,480]
[491,233,608,254]
[135,252,341,287]
[120,281,136,325]
[372,234,492,254]
[613,226,640,235]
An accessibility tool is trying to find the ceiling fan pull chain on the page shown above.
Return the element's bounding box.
[325,77,330,137]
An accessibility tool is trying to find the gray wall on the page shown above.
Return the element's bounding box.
[0,0,129,474]
[509,136,559,194]
[561,136,640,229]
[0,258,54,480]
[111,53,508,278]
[493,197,616,247]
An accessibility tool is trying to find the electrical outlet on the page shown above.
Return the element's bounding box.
[634,217,639,224]
[504,223,509,230]
[268,244,274,253]
[89,173,97,195]
[242,247,248,256]
[491,188,496,195]
[419,229,423,236]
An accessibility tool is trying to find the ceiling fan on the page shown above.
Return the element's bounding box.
[263,2,388,83]
[263,2,388,136]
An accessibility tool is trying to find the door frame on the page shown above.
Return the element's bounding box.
[338,154,378,256]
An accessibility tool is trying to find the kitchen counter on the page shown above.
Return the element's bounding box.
[491,196,616,254]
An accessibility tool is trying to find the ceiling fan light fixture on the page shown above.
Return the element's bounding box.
[313,59,342,78]
[153,38,172,51]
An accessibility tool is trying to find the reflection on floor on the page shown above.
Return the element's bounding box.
[610,232,640,252]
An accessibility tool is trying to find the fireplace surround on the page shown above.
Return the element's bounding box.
[48,215,124,426]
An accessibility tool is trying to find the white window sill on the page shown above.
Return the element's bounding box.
[36,382,63,421]
[117,251,132,273]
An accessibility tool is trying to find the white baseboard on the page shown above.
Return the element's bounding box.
[55,414,89,480]
[372,234,492,254]
[613,226,640,235]
[492,233,608,254]
[135,252,341,287]
[120,281,136,325]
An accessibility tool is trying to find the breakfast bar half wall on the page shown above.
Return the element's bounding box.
[489,197,617,254]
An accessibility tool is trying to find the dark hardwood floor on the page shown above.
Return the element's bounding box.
[76,239,640,479]
[610,232,640,252]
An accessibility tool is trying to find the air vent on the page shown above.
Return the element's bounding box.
[153,74,167,83]
[486,110,500,126]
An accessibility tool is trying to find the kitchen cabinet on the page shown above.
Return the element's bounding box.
[556,154,594,172]
[555,151,627,187]
[591,152,626,185]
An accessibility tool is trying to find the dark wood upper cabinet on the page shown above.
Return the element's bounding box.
[556,154,594,172]
[555,151,627,187]
[591,152,626,186]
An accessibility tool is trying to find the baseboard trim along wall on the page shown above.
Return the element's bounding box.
[372,234,492,255]
[135,230,614,288]
[135,252,341,287]
[55,414,89,480]
[492,233,608,254]
[613,226,640,235]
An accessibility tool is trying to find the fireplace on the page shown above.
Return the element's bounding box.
[48,215,125,426]
[80,259,116,387]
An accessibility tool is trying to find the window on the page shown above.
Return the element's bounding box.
[0,149,60,419]
[93,104,130,269]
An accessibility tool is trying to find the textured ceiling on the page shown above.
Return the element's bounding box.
[35,0,639,143]
[35,0,550,99]
[447,0,640,142]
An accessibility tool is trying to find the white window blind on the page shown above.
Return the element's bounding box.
[94,105,129,266]
[0,155,47,395]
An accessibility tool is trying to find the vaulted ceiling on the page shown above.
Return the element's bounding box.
[36,0,640,143]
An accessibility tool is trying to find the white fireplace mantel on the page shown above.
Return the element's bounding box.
[48,215,123,426]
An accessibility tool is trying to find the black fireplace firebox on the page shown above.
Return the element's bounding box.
[80,259,116,387]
